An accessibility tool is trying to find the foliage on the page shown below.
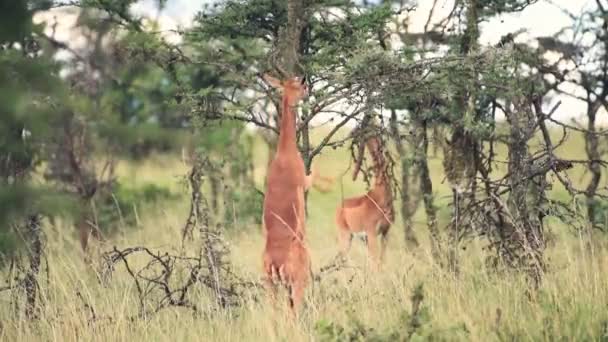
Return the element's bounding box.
[96,182,176,234]
[588,198,608,233]
[223,187,264,226]
[186,0,405,166]
[476,0,539,16]
[102,29,189,157]
[315,284,469,341]
[58,8,189,159]
[190,120,261,227]
[0,0,74,259]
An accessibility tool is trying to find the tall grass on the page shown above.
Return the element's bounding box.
[1,129,607,341]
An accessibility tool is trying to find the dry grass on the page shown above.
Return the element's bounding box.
[1,128,607,341]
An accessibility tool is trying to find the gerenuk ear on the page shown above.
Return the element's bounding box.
[262,73,283,89]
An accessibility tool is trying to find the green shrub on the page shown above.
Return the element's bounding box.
[589,198,608,232]
[315,284,469,342]
[96,183,177,234]
[0,230,21,265]
[223,187,263,227]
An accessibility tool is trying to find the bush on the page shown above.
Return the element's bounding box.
[96,183,177,234]
[223,187,263,227]
[588,198,608,232]
[0,230,21,265]
[315,284,469,342]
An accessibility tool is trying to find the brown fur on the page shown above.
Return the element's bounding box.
[335,135,394,269]
[261,74,310,314]
[256,101,335,193]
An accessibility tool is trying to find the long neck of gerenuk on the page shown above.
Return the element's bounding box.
[277,95,298,153]
[370,140,391,204]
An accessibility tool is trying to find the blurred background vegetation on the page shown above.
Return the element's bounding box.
[1,0,608,340]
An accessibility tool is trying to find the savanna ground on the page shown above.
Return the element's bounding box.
[1,127,607,341]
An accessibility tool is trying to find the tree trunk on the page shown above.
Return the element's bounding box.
[585,103,601,231]
[24,214,42,319]
[210,174,220,212]
[506,100,546,288]
[414,119,442,263]
[281,0,309,212]
[445,0,480,274]
[280,0,305,77]
[301,106,312,216]
[390,110,419,249]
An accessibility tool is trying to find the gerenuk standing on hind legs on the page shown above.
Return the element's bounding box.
[261,73,312,317]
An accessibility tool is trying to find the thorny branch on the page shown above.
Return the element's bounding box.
[99,156,259,319]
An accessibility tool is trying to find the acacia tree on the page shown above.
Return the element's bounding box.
[368,0,587,284]
[429,0,591,284]
[535,1,608,232]
[422,0,547,272]
[185,0,408,186]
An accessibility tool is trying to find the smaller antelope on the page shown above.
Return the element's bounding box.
[261,73,311,315]
[335,129,394,269]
